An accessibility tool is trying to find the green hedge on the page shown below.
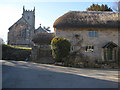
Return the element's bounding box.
[2,44,31,61]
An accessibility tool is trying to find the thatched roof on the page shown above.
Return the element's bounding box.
[53,11,119,29]
[32,33,55,45]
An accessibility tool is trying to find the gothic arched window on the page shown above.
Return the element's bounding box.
[21,29,27,39]
[27,16,30,20]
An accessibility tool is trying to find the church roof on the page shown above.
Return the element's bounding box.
[9,17,34,30]
[53,11,119,29]
[35,26,47,33]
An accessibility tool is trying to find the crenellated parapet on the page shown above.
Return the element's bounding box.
[23,6,35,13]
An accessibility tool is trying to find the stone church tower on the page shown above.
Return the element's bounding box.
[22,6,35,28]
[8,6,35,47]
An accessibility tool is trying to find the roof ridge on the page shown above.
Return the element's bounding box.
[68,11,119,14]
[9,17,23,30]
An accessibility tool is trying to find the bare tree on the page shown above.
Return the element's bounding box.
[43,26,51,32]
[0,37,4,44]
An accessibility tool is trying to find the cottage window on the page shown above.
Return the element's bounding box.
[89,31,98,37]
[85,45,94,52]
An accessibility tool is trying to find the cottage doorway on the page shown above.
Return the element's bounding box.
[102,42,118,61]
[107,48,113,60]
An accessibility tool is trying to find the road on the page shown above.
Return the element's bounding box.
[2,60,119,88]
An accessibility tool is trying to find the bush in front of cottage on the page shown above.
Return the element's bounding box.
[51,37,71,62]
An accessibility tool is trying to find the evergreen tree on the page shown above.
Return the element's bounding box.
[87,4,113,11]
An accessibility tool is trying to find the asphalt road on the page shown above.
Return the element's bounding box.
[2,60,119,88]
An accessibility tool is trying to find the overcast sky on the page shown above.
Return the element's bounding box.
[0,0,117,43]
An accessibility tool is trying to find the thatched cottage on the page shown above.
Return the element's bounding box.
[31,32,55,63]
[53,11,120,62]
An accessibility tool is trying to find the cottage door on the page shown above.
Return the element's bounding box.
[102,42,118,61]
[107,48,113,60]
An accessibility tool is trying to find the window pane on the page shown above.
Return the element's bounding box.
[89,31,98,37]
[85,45,94,52]
[89,31,93,37]
[95,31,98,37]
[92,46,94,49]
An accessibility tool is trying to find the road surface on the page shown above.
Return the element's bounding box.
[2,60,119,88]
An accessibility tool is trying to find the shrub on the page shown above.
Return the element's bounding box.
[51,37,71,62]
[63,52,86,67]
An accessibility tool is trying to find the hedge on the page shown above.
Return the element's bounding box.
[2,44,31,61]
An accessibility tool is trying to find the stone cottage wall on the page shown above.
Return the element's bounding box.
[55,28,118,61]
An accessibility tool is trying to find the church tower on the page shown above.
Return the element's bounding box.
[22,6,35,28]
[8,6,36,47]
